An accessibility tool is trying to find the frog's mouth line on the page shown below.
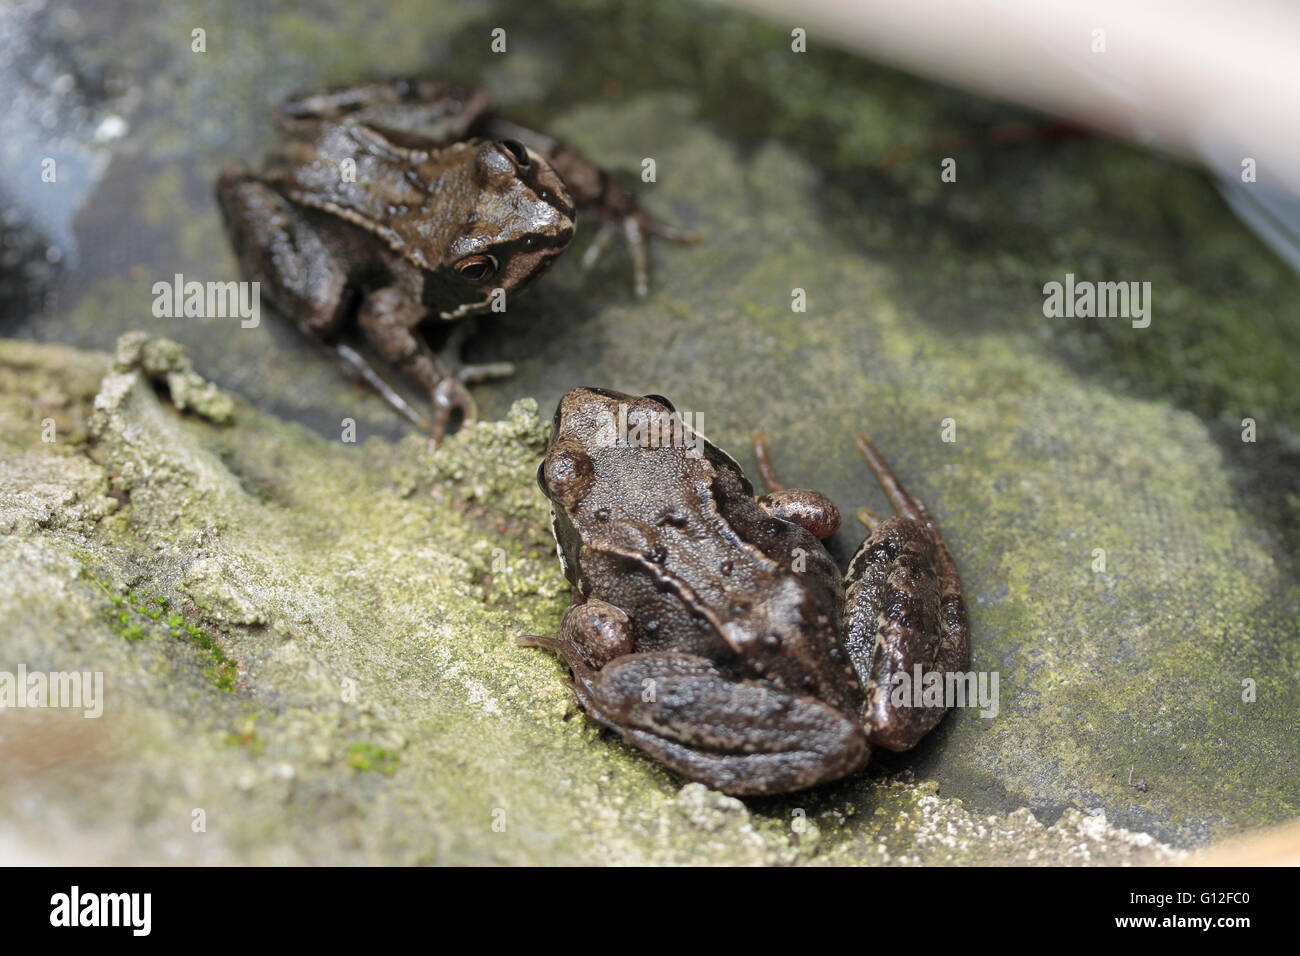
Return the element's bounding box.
[438,292,494,321]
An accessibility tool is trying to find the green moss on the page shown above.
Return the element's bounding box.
[87,572,237,692]
[179,621,239,693]
[347,743,401,776]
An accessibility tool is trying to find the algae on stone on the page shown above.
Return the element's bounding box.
[1,335,1191,864]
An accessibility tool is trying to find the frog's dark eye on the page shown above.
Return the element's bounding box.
[455,255,498,282]
[498,139,530,167]
[644,393,675,412]
[535,460,549,495]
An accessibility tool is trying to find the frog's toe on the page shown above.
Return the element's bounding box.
[516,633,563,651]
[623,211,699,298]
[329,342,430,431]
[624,217,651,298]
[637,210,699,245]
[434,323,514,386]
[456,361,515,385]
[856,506,883,531]
[580,222,619,271]
[430,376,477,439]
[586,210,697,297]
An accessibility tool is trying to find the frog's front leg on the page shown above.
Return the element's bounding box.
[843,434,969,751]
[521,601,868,796]
[482,118,698,298]
[354,275,488,439]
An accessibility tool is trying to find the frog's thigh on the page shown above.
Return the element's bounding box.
[588,653,868,796]
[844,516,959,751]
[215,170,347,334]
[756,489,841,540]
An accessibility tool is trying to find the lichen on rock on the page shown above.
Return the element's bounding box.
[110,331,235,425]
[0,336,1193,864]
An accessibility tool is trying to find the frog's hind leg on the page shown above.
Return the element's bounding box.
[844,432,970,751]
[748,432,842,540]
[354,283,484,439]
[521,603,868,794]
[583,653,869,796]
[217,169,435,430]
[216,168,348,335]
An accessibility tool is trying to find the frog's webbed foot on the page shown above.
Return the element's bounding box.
[586,201,699,299]
[330,332,467,439]
[844,432,969,752]
[420,320,516,439]
[749,432,842,539]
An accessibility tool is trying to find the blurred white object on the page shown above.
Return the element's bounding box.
[729,0,1300,259]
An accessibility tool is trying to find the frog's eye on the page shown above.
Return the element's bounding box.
[498,139,530,168]
[644,393,675,412]
[455,255,498,282]
[535,460,549,495]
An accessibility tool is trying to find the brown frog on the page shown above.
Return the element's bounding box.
[522,388,969,796]
[217,79,693,436]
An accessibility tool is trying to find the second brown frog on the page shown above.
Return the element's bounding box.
[217,79,694,436]
[524,388,969,796]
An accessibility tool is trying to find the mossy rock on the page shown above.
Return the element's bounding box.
[2,0,1296,863]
